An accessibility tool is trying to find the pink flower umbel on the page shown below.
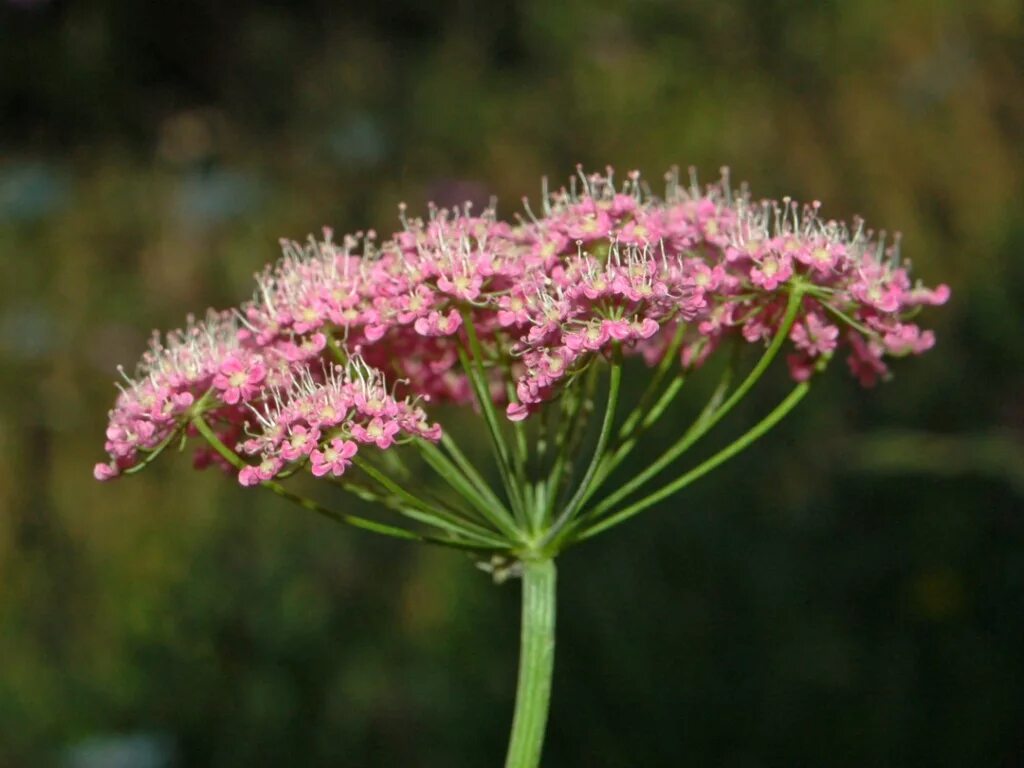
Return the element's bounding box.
[93,165,948,768]
[94,166,949,506]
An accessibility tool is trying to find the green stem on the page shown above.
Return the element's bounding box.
[457,314,527,520]
[577,381,810,541]
[546,364,597,513]
[504,558,557,768]
[123,424,185,475]
[615,319,686,440]
[584,286,805,521]
[326,335,349,364]
[191,415,497,553]
[440,433,511,513]
[506,376,530,484]
[576,372,686,512]
[352,455,508,546]
[559,342,731,548]
[542,357,621,547]
[415,439,521,540]
[819,300,876,337]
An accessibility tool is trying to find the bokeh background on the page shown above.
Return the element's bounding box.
[2,1,1023,766]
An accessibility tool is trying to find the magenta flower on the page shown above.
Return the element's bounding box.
[238,455,283,486]
[93,462,118,481]
[846,331,889,387]
[350,417,401,449]
[791,313,840,357]
[213,354,267,405]
[883,324,936,356]
[795,241,844,274]
[437,272,483,301]
[310,438,358,477]
[279,425,321,462]
[750,251,793,291]
[414,308,463,337]
[564,322,611,352]
[564,207,613,241]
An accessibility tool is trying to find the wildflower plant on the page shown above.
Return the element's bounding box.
[95,167,948,767]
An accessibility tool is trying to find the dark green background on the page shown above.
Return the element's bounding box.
[2,1,1022,765]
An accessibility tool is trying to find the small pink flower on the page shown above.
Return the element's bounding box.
[506,402,531,421]
[537,349,573,379]
[529,233,570,263]
[104,419,156,456]
[497,294,530,327]
[298,332,328,360]
[850,269,904,313]
[742,311,773,344]
[750,252,793,291]
[238,466,261,486]
[149,390,195,421]
[610,193,638,217]
[310,399,348,429]
[581,270,613,300]
[414,309,463,337]
[93,462,118,481]
[906,283,951,307]
[883,324,935,356]
[310,438,358,477]
[213,355,266,405]
[417,421,443,441]
[631,317,660,339]
[791,313,839,357]
[726,238,765,263]
[846,332,888,387]
[238,455,283,486]
[565,322,610,352]
[241,422,285,456]
[690,262,723,292]
[292,303,325,335]
[279,425,321,461]
[698,303,736,335]
[437,272,483,301]
[351,417,401,449]
[564,208,612,241]
[602,318,632,341]
[354,389,399,418]
[364,323,389,342]
[796,241,844,274]
[617,219,659,246]
[397,286,437,323]
[516,377,540,406]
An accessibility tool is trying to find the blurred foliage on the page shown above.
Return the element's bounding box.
[1,0,1023,765]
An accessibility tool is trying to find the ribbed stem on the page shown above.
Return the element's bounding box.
[504,558,557,768]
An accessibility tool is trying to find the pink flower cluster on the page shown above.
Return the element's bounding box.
[95,310,253,480]
[236,360,440,485]
[95,167,948,482]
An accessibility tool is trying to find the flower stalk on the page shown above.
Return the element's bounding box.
[505,558,557,768]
